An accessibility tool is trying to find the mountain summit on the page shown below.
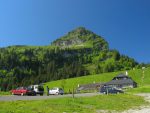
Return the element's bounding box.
[52,27,109,50]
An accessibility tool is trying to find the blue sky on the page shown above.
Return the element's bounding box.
[0,0,150,63]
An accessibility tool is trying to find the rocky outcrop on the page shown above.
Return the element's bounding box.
[53,38,85,47]
[51,27,109,50]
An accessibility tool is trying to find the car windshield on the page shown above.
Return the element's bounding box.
[16,87,20,90]
[16,87,27,90]
[27,87,33,90]
[52,87,57,90]
[59,88,63,90]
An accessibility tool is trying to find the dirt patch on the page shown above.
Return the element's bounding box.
[122,93,150,113]
[96,93,150,113]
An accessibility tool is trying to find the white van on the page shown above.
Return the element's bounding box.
[28,85,44,96]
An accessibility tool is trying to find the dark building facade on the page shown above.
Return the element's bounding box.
[104,73,137,89]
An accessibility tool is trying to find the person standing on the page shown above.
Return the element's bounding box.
[46,86,49,96]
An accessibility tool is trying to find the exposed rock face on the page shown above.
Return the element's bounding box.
[51,27,109,50]
[53,38,84,47]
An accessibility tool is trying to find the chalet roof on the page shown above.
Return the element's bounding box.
[116,73,128,78]
[104,79,137,85]
[78,83,104,90]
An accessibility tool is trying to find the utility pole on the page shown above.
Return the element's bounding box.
[141,67,145,86]
[72,87,74,98]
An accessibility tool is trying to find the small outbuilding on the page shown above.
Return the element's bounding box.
[104,73,137,89]
[77,83,104,92]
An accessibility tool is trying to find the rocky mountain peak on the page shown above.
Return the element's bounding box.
[52,27,109,50]
[67,27,93,36]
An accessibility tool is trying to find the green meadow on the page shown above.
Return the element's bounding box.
[0,94,147,113]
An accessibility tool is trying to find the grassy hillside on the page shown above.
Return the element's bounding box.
[44,67,150,93]
[44,71,120,93]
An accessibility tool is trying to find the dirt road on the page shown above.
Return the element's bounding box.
[122,93,150,113]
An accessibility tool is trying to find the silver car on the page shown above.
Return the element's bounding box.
[49,87,64,95]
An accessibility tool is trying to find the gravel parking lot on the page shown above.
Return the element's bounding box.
[0,93,100,101]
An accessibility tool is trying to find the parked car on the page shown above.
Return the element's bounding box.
[11,87,36,96]
[49,87,64,95]
[100,86,124,94]
[28,85,44,96]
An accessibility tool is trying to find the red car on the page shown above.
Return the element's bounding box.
[11,87,36,96]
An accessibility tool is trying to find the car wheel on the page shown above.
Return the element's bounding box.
[40,94,43,96]
[103,92,106,94]
[117,92,120,94]
[21,93,24,96]
[32,93,36,96]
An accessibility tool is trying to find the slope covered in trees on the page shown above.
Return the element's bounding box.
[0,27,140,91]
